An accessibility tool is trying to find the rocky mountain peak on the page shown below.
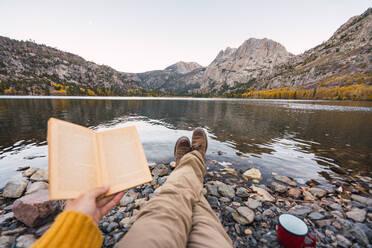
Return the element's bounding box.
[165,61,203,74]
[202,37,293,90]
[214,47,237,63]
[329,8,371,46]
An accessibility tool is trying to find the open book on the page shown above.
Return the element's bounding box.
[48,118,152,200]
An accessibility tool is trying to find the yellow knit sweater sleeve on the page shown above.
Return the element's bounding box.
[31,211,103,248]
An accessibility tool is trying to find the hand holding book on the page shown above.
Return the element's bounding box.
[48,118,152,200]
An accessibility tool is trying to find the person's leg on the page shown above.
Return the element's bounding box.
[187,196,233,248]
[116,150,206,248]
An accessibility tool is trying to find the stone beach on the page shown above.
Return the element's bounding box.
[0,162,371,248]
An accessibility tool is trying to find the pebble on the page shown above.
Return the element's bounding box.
[336,234,352,248]
[244,228,253,235]
[30,169,48,182]
[35,223,52,236]
[134,198,147,208]
[106,222,118,232]
[148,162,157,170]
[169,161,176,169]
[308,212,325,220]
[262,209,274,217]
[119,217,135,229]
[1,227,27,235]
[328,203,343,212]
[243,168,261,180]
[232,207,255,225]
[351,224,369,246]
[351,194,372,205]
[113,232,124,242]
[119,196,135,207]
[0,235,16,247]
[22,167,38,177]
[271,182,287,193]
[250,186,274,202]
[219,197,231,204]
[289,205,312,216]
[0,212,14,225]
[206,183,219,197]
[274,175,297,186]
[16,166,30,171]
[16,234,36,248]
[236,187,250,198]
[157,177,167,185]
[346,208,366,222]
[245,198,261,209]
[25,182,49,195]
[217,183,235,199]
[303,190,315,201]
[151,164,169,177]
[309,187,327,198]
[288,188,301,198]
[142,186,154,195]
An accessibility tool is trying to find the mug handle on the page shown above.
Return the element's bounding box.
[304,233,316,247]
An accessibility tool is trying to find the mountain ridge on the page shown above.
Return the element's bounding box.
[0,8,371,98]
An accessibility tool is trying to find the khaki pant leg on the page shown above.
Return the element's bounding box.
[187,196,233,248]
[116,151,206,248]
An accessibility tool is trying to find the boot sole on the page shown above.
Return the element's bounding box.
[193,128,208,154]
[174,136,191,159]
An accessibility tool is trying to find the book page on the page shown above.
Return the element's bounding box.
[48,118,99,200]
[97,126,152,195]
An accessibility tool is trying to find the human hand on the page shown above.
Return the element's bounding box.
[64,185,125,224]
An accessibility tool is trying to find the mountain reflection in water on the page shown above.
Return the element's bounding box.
[0,97,371,188]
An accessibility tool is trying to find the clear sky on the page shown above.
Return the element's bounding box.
[0,1,370,73]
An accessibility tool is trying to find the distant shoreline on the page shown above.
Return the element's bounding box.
[0,95,367,102]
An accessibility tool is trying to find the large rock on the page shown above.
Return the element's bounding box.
[30,169,48,182]
[243,168,261,180]
[217,183,235,199]
[274,175,297,187]
[3,177,29,198]
[232,207,255,225]
[12,189,59,227]
[25,182,49,195]
[250,186,274,202]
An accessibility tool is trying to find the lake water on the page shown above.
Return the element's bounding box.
[0,96,371,188]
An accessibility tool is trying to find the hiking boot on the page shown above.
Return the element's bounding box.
[174,136,192,166]
[191,127,208,160]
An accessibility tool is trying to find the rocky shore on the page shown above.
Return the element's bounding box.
[0,162,371,248]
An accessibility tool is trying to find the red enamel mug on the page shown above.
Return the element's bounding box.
[277,214,316,248]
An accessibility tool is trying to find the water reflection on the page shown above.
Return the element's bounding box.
[0,97,371,188]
